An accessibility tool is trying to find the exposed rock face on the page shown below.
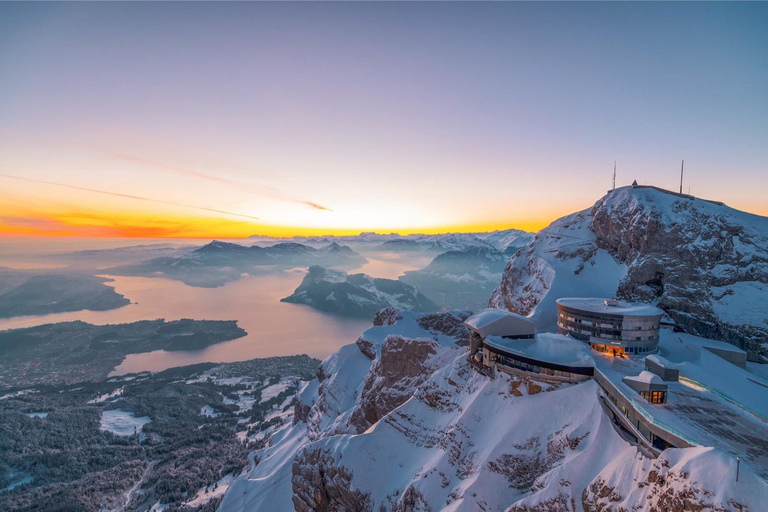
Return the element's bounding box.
[373,306,403,327]
[581,447,758,512]
[491,186,768,359]
[293,395,312,425]
[355,335,377,361]
[292,447,373,512]
[416,310,473,346]
[348,335,440,433]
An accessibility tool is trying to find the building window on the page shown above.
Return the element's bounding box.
[640,390,666,404]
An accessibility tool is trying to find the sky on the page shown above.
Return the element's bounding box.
[1,2,767,239]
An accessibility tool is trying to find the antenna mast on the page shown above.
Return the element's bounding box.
[613,161,616,191]
[679,160,684,194]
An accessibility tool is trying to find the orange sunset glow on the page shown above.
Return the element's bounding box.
[2,2,767,240]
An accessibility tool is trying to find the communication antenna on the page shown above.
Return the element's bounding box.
[679,160,684,194]
[612,161,616,191]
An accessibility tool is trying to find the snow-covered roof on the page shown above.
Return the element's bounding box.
[624,370,665,385]
[484,333,595,368]
[645,354,679,369]
[556,297,664,317]
[464,308,535,338]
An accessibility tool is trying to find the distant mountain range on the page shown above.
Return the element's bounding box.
[281,266,439,318]
[399,246,508,311]
[108,241,368,288]
[248,228,534,255]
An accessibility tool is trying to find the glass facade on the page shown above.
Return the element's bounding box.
[486,346,594,379]
[639,390,666,404]
[556,302,661,355]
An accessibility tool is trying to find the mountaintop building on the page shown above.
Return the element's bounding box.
[465,309,594,384]
[556,297,665,357]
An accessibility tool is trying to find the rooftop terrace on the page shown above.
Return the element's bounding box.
[484,332,595,369]
[556,297,664,317]
[594,329,768,479]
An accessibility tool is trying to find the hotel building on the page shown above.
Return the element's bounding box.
[556,297,665,357]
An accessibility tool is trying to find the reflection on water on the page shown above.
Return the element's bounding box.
[0,254,424,375]
[352,253,429,280]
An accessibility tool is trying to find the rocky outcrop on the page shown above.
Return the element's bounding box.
[291,447,373,512]
[581,447,758,512]
[357,307,405,360]
[355,336,377,361]
[416,310,473,346]
[491,186,768,359]
[293,397,311,425]
[373,306,403,327]
[348,335,440,433]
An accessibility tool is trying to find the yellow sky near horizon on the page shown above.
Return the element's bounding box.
[0,198,554,239]
[2,3,768,240]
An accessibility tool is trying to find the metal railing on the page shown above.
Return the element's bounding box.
[594,368,699,447]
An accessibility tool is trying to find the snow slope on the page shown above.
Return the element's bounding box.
[99,409,151,436]
[491,185,768,359]
[218,311,768,512]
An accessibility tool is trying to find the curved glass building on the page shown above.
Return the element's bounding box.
[556,297,664,357]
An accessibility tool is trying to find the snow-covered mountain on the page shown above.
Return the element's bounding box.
[490,185,768,360]
[400,246,508,311]
[218,309,768,512]
[108,241,367,288]
[249,229,534,255]
[281,267,439,318]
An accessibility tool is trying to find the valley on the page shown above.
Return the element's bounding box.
[0,355,319,512]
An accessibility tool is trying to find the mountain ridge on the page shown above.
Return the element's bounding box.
[490,185,768,359]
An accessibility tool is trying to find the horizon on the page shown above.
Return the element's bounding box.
[2,2,767,239]
[1,181,764,243]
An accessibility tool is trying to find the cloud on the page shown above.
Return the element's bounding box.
[0,173,260,221]
[305,201,333,211]
[106,152,333,212]
[0,214,218,238]
[0,129,333,212]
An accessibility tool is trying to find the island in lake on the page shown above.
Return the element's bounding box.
[0,319,247,389]
[281,265,439,318]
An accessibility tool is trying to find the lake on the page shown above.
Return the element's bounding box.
[0,254,427,374]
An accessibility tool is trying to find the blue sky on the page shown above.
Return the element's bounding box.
[1,2,766,237]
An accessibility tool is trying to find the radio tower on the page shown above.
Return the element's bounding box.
[679,160,684,194]
[612,161,616,191]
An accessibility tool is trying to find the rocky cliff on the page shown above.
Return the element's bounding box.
[218,308,768,512]
[490,186,768,360]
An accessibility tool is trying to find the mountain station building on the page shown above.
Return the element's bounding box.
[556,298,665,357]
[466,309,594,384]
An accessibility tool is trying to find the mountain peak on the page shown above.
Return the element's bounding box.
[193,240,248,253]
[491,185,768,358]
